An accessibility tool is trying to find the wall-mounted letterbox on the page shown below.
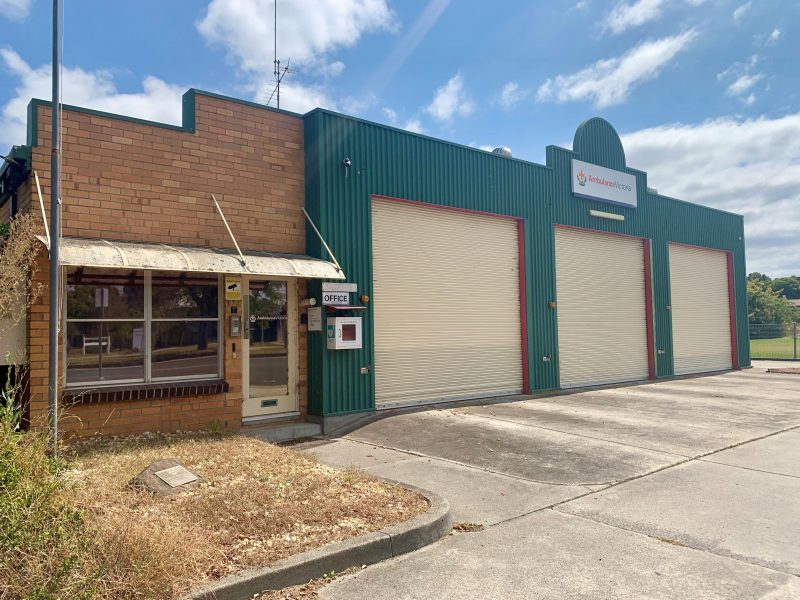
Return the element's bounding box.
[327,316,363,350]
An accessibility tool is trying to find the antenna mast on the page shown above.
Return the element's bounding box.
[274,0,278,108]
[267,0,289,109]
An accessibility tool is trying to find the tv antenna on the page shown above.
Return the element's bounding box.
[266,0,290,109]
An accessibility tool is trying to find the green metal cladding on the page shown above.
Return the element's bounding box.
[303,111,750,417]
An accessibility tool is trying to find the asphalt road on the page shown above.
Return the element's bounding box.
[304,361,800,599]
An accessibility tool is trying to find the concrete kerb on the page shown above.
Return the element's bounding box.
[186,482,452,600]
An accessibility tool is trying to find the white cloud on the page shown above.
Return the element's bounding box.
[604,0,705,34]
[425,72,474,122]
[727,73,764,96]
[537,29,697,108]
[622,114,800,275]
[197,0,395,77]
[340,93,377,116]
[732,1,751,22]
[717,54,764,104]
[766,28,782,44]
[468,142,495,152]
[0,0,31,21]
[256,78,337,113]
[497,82,527,110]
[0,49,184,150]
[382,107,398,124]
[605,0,667,33]
[403,118,425,134]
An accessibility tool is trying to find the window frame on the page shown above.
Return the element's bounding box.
[63,270,224,388]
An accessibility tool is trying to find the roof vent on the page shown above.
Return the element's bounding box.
[491,146,512,158]
[647,186,658,194]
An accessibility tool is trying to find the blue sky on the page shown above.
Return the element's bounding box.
[1,0,798,275]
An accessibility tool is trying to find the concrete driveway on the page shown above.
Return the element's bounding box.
[303,362,800,599]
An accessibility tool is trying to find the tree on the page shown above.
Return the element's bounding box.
[748,272,771,284]
[747,277,795,325]
[771,276,800,300]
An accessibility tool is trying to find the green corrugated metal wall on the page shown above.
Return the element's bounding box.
[304,112,750,417]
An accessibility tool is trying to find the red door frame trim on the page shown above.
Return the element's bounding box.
[726,252,740,370]
[642,240,656,379]
[554,224,656,380]
[518,220,531,393]
[371,194,531,394]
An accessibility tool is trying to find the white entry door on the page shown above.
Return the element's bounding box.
[242,278,299,419]
[669,244,733,375]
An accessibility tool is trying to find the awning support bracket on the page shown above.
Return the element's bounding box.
[303,207,344,277]
[211,193,247,267]
[34,171,51,250]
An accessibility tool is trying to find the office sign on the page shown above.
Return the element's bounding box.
[322,291,350,306]
[571,159,637,208]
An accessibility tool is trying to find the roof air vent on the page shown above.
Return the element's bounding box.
[491,146,512,158]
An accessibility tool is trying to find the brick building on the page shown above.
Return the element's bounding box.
[0,90,342,437]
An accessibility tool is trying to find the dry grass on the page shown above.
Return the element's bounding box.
[60,431,427,599]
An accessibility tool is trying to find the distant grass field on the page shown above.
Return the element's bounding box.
[750,336,796,359]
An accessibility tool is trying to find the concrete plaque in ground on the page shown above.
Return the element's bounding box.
[154,465,199,487]
[129,458,202,496]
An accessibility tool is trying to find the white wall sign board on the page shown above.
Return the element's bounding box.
[307,306,322,331]
[322,291,350,305]
[571,159,637,208]
[322,282,357,293]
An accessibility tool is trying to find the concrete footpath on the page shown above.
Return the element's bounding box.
[301,362,800,599]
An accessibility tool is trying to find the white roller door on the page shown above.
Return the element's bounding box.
[669,244,733,375]
[555,227,650,388]
[371,198,522,406]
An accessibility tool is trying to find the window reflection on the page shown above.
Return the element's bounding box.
[151,321,219,379]
[152,273,219,319]
[66,322,145,383]
[248,281,288,396]
[66,269,144,319]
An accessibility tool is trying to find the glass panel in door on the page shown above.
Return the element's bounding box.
[248,281,289,399]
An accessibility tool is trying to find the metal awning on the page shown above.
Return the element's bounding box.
[37,236,345,279]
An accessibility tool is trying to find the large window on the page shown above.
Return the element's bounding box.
[65,269,221,387]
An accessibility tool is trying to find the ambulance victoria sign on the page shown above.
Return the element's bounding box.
[571,159,637,208]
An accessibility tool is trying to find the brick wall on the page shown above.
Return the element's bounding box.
[29,93,305,251]
[23,91,310,438]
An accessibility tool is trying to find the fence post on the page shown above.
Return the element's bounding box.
[794,323,798,361]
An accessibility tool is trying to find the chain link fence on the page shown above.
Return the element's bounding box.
[749,323,799,360]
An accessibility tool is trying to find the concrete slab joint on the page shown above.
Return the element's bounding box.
[186,481,451,600]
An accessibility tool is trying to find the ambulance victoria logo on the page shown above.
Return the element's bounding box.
[577,170,586,186]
